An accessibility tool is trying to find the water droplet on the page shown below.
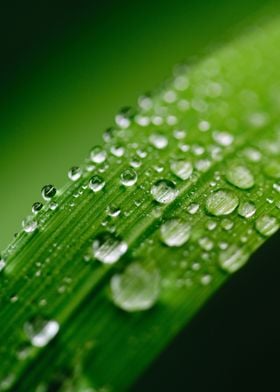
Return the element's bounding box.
[160,218,191,247]
[89,175,105,192]
[110,144,125,157]
[41,185,56,201]
[151,180,178,204]
[110,262,160,312]
[92,232,128,264]
[238,201,256,218]
[219,245,249,273]
[106,204,121,218]
[68,166,82,181]
[206,189,239,216]
[115,107,133,128]
[212,131,234,146]
[243,147,261,162]
[225,164,254,189]
[0,258,6,272]
[200,274,212,285]
[32,202,43,214]
[149,133,168,149]
[187,203,200,215]
[170,160,193,180]
[22,216,38,233]
[198,237,213,251]
[24,318,60,347]
[198,120,210,132]
[120,168,138,187]
[90,146,107,164]
[255,215,279,237]
[221,218,234,231]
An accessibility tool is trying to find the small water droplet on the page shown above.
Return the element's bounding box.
[92,232,128,264]
[238,201,256,218]
[68,166,82,181]
[0,258,6,272]
[206,189,239,216]
[219,245,249,273]
[120,168,138,187]
[24,318,60,348]
[110,144,125,157]
[106,204,121,218]
[110,262,160,312]
[149,133,168,149]
[90,146,107,164]
[32,202,43,214]
[187,203,200,215]
[243,147,261,162]
[22,216,38,233]
[221,218,234,231]
[212,131,234,146]
[225,164,254,189]
[255,215,279,237]
[200,274,212,285]
[198,237,213,251]
[41,185,56,201]
[170,160,193,180]
[89,175,105,192]
[151,180,179,204]
[160,218,191,247]
[198,120,210,132]
[115,107,133,128]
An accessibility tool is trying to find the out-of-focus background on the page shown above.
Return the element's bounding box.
[1,0,279,250]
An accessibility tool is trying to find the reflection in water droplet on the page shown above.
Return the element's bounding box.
[160,218,191,247]
[219,245,249,273]
[225,164,254,189]
[170,160,193,180]
[89,175,105,192]
[22,216,38,233]
[41,185,56,201]
[68,166,82,181]
[206,189,239,216]
[32,202,43,214]
[238,201,256,218]
[151,180,178,204]
[255,215,279,237]
[110,262,160,312]
[24,318,60,347]
[92,232,128,264]
[120,168,138,187]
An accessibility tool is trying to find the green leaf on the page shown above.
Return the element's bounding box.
[1,17,280,392]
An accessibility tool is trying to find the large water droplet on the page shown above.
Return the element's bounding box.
[120,168,138,187]
[238,201,256,218]
[255,215,279,236]
[24,318,60,348]
[22,216,38,233]
[90,146,107,164]
[68,166,82,181]
[92,232,128,264]
[110,262,160,312]
[41,185,56,201]
[170,160,193,180]
[225,164,254,189]
[149,133,168,149]
[151,180,178,204]
[89,175,105,192]
[160,218,191,247]
[206,189,239,216]
[219,245,249,273]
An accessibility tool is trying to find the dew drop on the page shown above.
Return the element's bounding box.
[106,204,121,218]
[238,201,256,218]
[212,131,234,146]
[0,258,6,272]
[160,218,191,247]
[115,107,133,128]
[149,133,168,149]
[68,166,82,181]
[151,180,179,204]
[41,185,56,201]
[198,237,213,251]
[187,203,200,215]
[90,146,107,164]
[170,160,193,180]
[110,144,125,157]
[89,175,105,192]
[120,168,138,187]
[32,202,43,214]
[24,318,60,348]
[22,216,38,233]
[219,245,249,273]
[255,215,279,237]
[110,262,160,312]
[206,189,239,216]
[92,232,128,264]
[225,164,254,189]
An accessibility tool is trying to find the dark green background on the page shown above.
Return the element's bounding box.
[1,1,280,391]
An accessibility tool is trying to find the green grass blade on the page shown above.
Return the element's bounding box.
[1,17,280,392]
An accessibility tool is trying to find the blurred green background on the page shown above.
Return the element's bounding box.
[1,0,280,250]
